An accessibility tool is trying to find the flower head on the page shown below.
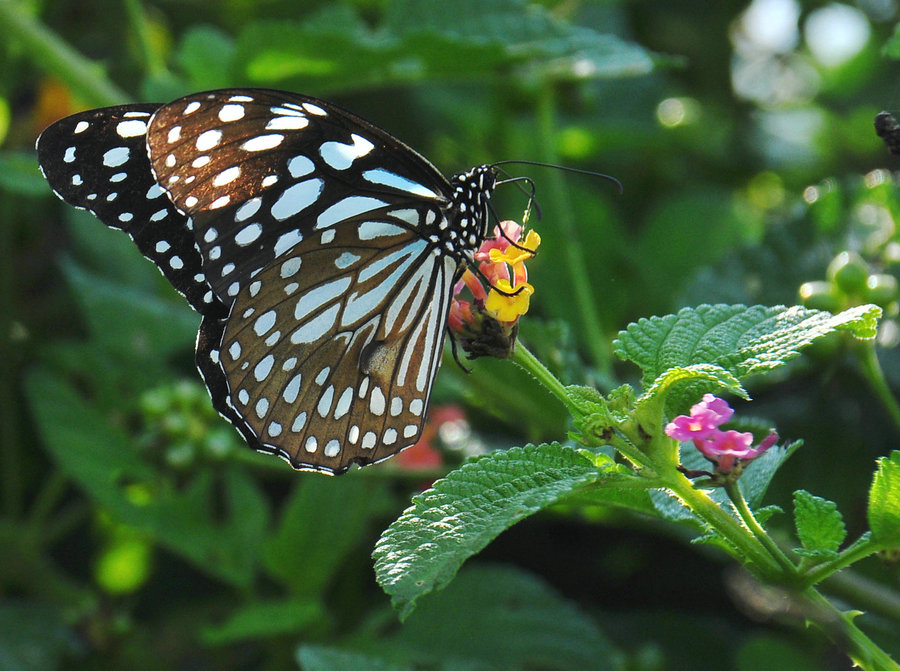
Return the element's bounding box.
[665,395,778,477]
[449,220,539,359]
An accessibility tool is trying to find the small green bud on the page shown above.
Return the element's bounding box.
[827,251,869,295]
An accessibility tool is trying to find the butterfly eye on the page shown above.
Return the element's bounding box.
[36,88,499,474]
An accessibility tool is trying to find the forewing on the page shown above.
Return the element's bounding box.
[145,88,451,306]
[196,219,458,474]
[35,105,226,317]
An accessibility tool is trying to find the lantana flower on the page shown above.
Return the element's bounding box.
[449,221,540,359]
[665,394,778,476]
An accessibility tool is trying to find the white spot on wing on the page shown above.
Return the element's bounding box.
[363,168,438,198]
[270,178,323,221]
[294,277,352,321]
[213,166,241,187]
[287,155,314,178]
[235,223,263,246]
[218,104,245,122]
[235,197,262,221]
[116,119,147,138]
[267,116,308,130]
[319,134,375,170]
[289,304,339,344]
[241,134,284,152]
[102,146,130,167]
[196,129,222,151]
[316,196,387,229]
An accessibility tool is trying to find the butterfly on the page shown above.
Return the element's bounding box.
[876,111,900,156]
[36,88,502,475]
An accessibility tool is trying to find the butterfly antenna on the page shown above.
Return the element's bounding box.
[490,159,623,194]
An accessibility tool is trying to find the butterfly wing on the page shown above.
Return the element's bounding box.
[35,105,226,317]
[145,89,451,306]
[198,217,456,474]
[38,88,479,474]
[143,89,464,472]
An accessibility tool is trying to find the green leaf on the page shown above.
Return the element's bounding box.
[614,304,881,392]
[735,441,801,509]
[263,476,391,595]
[61,258,197,360]
[0,151,50,196]
[378,565,621,671]
[297,646,410,671]
[639,363,748,413]
[678,440,800,509]
[373,443,606,618]
[25,369,268,588]
[0,601,81,671]
[868,451,900,546]
[234,0,652,91]
[201,598,323,645]
[175,25,236,90]
[793,490,846,557]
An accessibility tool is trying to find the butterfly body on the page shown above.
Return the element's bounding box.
[37,89,497,474]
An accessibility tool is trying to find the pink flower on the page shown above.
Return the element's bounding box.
[665,395,778,475]
[665,393,734,441]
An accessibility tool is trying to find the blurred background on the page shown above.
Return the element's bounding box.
[2,0,900,669]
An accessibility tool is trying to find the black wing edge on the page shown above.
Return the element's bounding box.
[36,105,227,317]
[196,313,415,476]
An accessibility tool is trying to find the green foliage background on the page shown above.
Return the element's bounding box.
[2,0,900,669]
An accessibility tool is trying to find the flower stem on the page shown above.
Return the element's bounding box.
[802,587,900,671]
[725,480,798,575]
[0,0,128,106]
[856,341,900,434]
[533,84,612,376]
[511,342,576,414]
[802,535,887,588]
[659,470,785,578]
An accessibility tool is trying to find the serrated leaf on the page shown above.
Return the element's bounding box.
[738,441,801,508]
[640,364,747,410]
[201,598,323,645]
[297,647,409,671]
[614,304,880,391]
[381,565,621,671]
[868,451,900,545]
[793,490,846,555]
[373,443,606,618]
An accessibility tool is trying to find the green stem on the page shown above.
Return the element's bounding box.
[533,84,611,376]
[803,536,887,588]
[0,0,128,106]
[802,588,900,671]
[124,0,166,76]
[726,480,798,575]
[662,470,785,578]
[857,341,900,434]
[511,342,576,414]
